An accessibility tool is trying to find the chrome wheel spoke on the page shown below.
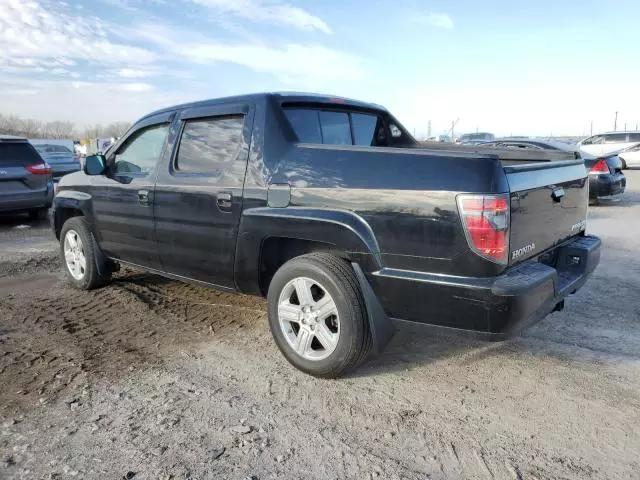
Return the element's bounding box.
[293,278,313,306]
[314,323,338,350]
[314,295,337,321]
[293,329,312,356]
[278,303,301,323]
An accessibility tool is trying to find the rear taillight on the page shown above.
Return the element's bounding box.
[456,194,510,264]
[589,159,609,174]
[26,162,52,175]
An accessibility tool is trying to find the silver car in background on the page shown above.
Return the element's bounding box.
[576,131,640,158]
[32,143,81,181]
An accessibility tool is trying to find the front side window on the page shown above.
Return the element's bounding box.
[113,124,169,175]
[175,115,244,172]
[583,135,604,145]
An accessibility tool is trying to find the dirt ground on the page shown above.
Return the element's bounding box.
[1,173,640,480]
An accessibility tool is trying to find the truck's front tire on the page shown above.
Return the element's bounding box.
[267,253,372,378]
[60,217,111,290]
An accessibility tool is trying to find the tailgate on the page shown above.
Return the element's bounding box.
[505,160,588,265]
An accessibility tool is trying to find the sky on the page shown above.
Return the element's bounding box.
[1,0,639,137]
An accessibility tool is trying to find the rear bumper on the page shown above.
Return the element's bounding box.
[589,173,626,199]
[368,235,601,338]
[0,184,54,213]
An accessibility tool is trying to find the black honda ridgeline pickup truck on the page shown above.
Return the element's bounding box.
[51,93,600,377]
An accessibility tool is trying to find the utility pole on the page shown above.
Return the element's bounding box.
[427,120,432,138]
[624,122,627,131]
[590,120,593,136]
[614,111,619,131]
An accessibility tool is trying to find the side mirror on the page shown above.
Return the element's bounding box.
[84,154,106,175]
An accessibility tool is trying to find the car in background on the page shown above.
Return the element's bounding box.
[616,143,640,169]
[457,132,495,145]
[0,136,54,219]
[33,143,81,181]
[576,131,640,157]
[480,137,626,204]
[480,138,580,154]
[426,134,452,143]
[583,154,626,204]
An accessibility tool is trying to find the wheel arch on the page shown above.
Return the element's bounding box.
[234,207,382,296]
[52,190,94,240]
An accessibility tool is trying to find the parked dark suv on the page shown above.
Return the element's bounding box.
[51,93,600,377]
[0,136,53,219]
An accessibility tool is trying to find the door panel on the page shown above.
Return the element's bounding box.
[91,119,171,269]
[154,104,254,288]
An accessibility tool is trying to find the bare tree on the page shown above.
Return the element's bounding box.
[44,121,75,139]
[0,113,132,140]
[103,121,131,138]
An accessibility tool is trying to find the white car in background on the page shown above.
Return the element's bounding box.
[618,143,640,169]
[577,131,640,157]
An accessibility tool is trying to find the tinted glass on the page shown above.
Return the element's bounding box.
[604,133,627,143]
[175,116,244,172]
[627,133,640,141]
[319,111,351,145]
[284,109,322,143]
[583,135,603,145]
[351,113,379,146]
[0,142,42,167]
[113,124,169,175]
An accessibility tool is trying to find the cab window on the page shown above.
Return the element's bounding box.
[113,124,169,175]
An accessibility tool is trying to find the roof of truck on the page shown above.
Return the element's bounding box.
[139,92,387,123]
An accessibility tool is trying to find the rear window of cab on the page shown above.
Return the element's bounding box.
[283,108,407,147]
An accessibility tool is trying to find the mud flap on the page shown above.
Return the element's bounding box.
[352,263,396,354]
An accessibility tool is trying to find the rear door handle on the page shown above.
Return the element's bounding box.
[137,189,150,205]
[217,192,233,211]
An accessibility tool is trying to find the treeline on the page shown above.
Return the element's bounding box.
[0,113,131,140]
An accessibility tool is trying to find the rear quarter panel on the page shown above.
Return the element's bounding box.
[268,145,510,277]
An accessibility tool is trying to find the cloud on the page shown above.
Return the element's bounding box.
[0,0,157,76]
[119,82,155,92]
[126,23,364,84]
[117,68,154,78]
[179,42,363,83]
[192,0,332,33]
[414,12,453,29]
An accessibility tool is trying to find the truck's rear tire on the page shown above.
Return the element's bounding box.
[267,253,372,378]
[60,217,111,290]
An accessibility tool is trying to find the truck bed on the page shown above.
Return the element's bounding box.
[418,141,578,164]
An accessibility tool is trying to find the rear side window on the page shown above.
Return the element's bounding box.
[604,133,627,143]
[284,108,388,146]
[627,133,640,142]
[351,113,379,146]
[283,110,322,143]
[319,111,351,145]
[0,142,42,167]
[175,115,244,173]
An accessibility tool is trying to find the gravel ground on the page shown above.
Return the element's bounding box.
[1,172,640,480]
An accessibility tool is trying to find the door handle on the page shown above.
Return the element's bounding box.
[137,189,150,205]
[217,192,233,211]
